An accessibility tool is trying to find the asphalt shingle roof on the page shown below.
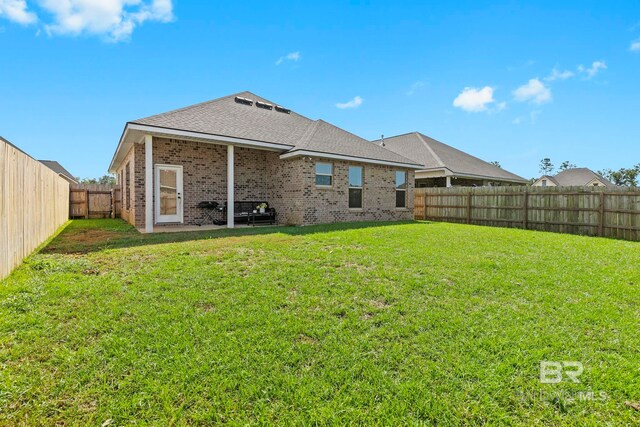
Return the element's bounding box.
[132,91,419,166]
[373,132,527,182]
[548,168,615,187]
[39,160,77,182]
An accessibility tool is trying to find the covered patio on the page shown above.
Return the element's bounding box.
[111,123,293,233]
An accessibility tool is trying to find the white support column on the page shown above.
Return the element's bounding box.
[227,144,235,228]
[446,176,452,188]
[145,134,153,233]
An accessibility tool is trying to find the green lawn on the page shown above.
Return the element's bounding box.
[1,219,639,426]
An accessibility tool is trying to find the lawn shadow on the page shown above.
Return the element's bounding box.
[41,219,431,254]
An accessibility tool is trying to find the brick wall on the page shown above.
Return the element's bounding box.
[124,137,414,229]
[297,158,414,225]
[116,145,137,226]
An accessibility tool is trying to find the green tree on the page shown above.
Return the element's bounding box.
[598,164,639,187]
[559,161,577,171]
[539,158,554,175]
[80,174,116,185]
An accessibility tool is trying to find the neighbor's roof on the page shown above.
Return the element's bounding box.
[112,91,420,171]
[39,160,78,183]
[374,132,528,183]
[538,175,559,185]
[547,168,616,187]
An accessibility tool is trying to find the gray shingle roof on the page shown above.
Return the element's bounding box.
[287,119,418,164]
[374,132,527,182]
[39,160,77,183]
[548,168,615,187]
[131,91,419,166]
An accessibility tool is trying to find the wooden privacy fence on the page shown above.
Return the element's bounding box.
[415,186,640,242]
[0,137,70,279]
[69,183,121,219]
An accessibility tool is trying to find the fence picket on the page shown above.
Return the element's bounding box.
[415,186,640,242]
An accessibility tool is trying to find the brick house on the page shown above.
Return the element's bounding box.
[108,92,421,232]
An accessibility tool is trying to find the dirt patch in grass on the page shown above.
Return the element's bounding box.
[42,229,125,254]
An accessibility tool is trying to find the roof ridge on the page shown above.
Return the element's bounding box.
[415,132,445,168]
[417,132,521,177]
[132,90,314,124]
[315,119,370,143]
[295,120,321,148]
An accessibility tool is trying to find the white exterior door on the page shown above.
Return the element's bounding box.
[155,165,183,223]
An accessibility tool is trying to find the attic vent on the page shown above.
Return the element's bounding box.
[275,105,291,114]
[235,96,253,106]
[256,101,273,110]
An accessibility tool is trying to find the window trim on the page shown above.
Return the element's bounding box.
[395,170,407,209]
[315,161,334,187]
[348,165,364,210]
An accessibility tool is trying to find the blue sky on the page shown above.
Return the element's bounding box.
[1,0,639,179]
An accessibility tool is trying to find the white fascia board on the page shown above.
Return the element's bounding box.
[108,123,294,172]
[127,123,294,150]
[280,150,423,169]
[424,167,527,183]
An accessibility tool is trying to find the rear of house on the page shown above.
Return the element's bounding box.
[109,92,421,232]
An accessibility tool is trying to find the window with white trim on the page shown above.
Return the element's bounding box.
[395,171,407,208]
[348,166,363,209]
[315,162,333,186]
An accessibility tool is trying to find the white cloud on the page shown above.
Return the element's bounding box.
[546,68,574,81]
[335,95,363,109]
[0,0,37,24]
[513,78,552,105]
[578,61,607,79]
[452,86,496,112]
[275,51,300,65]
[406,81,425,96]
[631,40,640,52]
[37,0,173,41]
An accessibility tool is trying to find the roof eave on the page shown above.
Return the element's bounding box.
[280,149,424,169]
[419,167,528,183]
[108,122,296,173]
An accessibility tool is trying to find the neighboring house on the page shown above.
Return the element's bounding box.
[532,168,616,188]
[39,160,78,184]
[108,91,422,232]
[373,132,528,187]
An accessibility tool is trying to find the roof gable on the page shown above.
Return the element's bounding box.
[551,168,616,187]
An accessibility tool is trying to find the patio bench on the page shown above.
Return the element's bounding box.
[223,201,276,226]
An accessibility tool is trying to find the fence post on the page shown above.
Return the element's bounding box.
[523,188,529,229]
[466,192,472,224]
[598,191,605,237]
[84,190,89,219]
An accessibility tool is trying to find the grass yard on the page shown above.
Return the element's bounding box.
[1,219,639,425]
